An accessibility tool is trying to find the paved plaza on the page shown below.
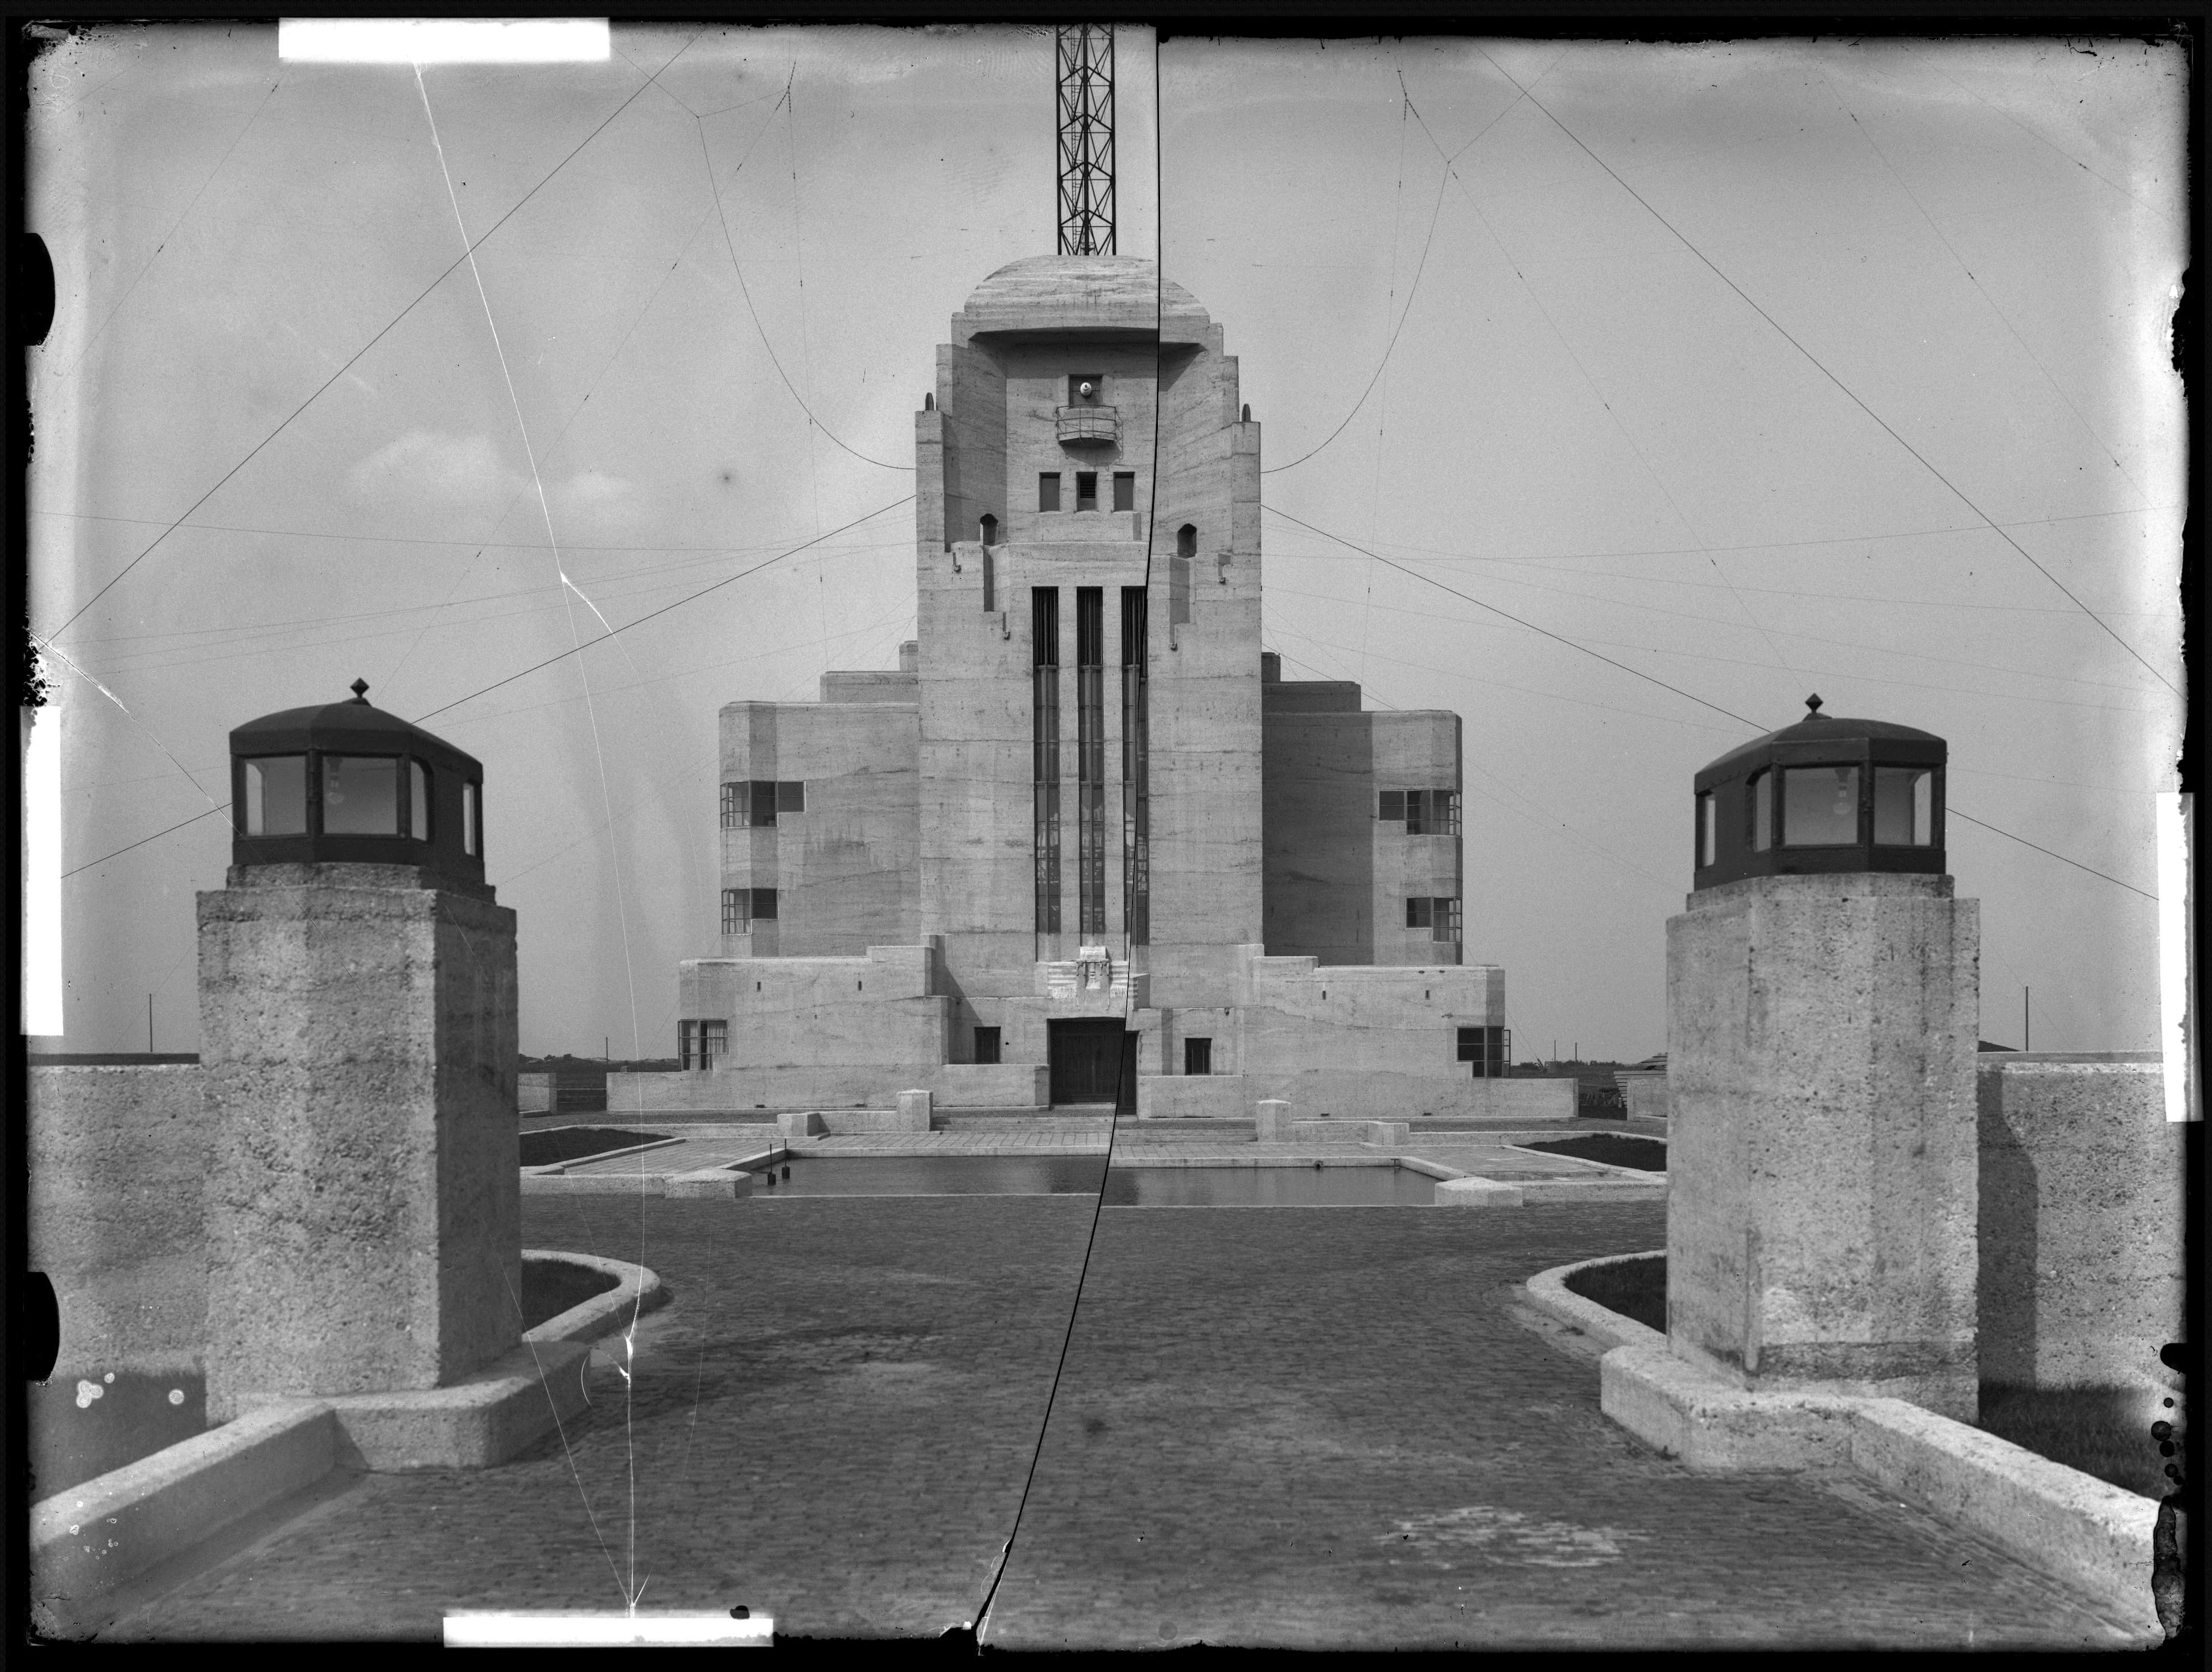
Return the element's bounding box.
[100,1194,2141,1647]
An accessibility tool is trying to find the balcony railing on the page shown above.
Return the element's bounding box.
[1055,404,1120,444]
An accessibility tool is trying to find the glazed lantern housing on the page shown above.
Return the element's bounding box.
[1690,696,1945,890]
[229,679,486,886]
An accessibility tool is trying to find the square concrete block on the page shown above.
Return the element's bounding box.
[777,1111,827,1137]
[1435,1177,1524,1207]
[1255,1099,1293,1142]
[895,1088,933,1130]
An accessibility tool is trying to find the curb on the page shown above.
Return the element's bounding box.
[521,1250,668,1344]
[1522,1251,1667,1352]
[1532,1274,2164,1640]
[31,1399,336,1614]
[522,1133,690,1176]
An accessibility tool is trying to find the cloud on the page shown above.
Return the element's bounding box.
[346,429,522,515]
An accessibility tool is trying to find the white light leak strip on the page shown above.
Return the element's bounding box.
[278,19,611,64]
[2156,792,2196,1122]
[442,1610,772,1647]
[22,695,62,1035]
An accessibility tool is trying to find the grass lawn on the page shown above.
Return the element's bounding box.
[1521,1133,1668,1171]
[517,1125,672,1167]
[1558,1256,2173,1501]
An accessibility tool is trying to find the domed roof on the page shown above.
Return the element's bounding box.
[952,254,1216,346]
[231,679,480,773]
[1697,696,1943,782]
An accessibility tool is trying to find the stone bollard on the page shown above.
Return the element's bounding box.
[896,1088,934,1131]
[778,1110,827,1138]
[1435,1177,1524,1208]
[1255,1099,1294,1143]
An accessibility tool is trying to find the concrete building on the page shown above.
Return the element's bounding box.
[639,256,1543,1120]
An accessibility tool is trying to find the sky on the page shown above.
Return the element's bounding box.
[26,25,2187,1062]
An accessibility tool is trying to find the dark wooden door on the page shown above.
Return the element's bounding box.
[1050,1018,1126,1105]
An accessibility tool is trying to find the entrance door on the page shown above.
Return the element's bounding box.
[1049,1017,1126,1105]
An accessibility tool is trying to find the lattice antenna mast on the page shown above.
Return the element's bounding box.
[1056,25,1115,255]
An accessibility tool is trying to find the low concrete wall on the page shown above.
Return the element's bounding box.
[1616,1070,1668,1121]
[1238,1070,1573,1121]
[1138,1073,1252,1119]
[1978,1054,2180,1394]
[28,1065,210,1378]
[609,1061,1046,1115]
[517,1073,554,1115]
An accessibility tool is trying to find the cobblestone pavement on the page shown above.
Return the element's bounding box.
[101,1198,2136,1648]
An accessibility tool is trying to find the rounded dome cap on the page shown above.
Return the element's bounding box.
[952,254,1216,346]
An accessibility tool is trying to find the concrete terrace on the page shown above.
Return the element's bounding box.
[97,1194,2143,1648]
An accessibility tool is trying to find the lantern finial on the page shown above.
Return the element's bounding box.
[1805,693,1823,716]
[350,678,371,704]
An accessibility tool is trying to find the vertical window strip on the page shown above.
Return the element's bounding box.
[1076,588,1105,936]
[1034,588,1062,933]
[1120,587,1149,945]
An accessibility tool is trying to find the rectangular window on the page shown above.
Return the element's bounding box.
[1076,588,1106,936]
[1435,898,1462,943]
[1075,471,1098,511]
[721,889,745,934]
[1184,1037,1213,1076]
[241,755,308,837]
[1782,765,1860,847]
[1873,766,1936,847]
[1033,587,1062,933]
[323,755,400,835]
[1379,789,1406,822]
[1039,472,1062,512]
[408,759,430,841]
[1697,792,1717,867]
[679,1019,699,1069]
[1750,770,1773,852]
[1457,1025,1507,1079]
[751,780,779,827]
[777,780,806,815]
[974,1026,1002,1065]
[1407,896,1434,930]
[1169,553,1191,625]
[720,782,741,829]
[700,1020,728,1069]
[1439,790,1460,835]
[463,781,480,857]
[1112,471,1135,511]
[749,887,778,920]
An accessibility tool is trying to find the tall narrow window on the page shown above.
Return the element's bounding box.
[1075,471,1098,511]
[720,782,741,829]
[408,759,430,841]
[1696,792,1717,867]
[1406,789,1427,834]
[700,1020,728,1069]
[1120,588,1150,945]
[1076,588,1106,935]
[679,1020,700,1069]
[978,513,998,546]
[722,889,745,935]
[1033,588,1062,934]
[462,781,480,857]
[1750,770,1772,852]
[751,781,779,827]
[1170,524,1196,627]
[1112,471,1135,511]
[1039,473,1062,512]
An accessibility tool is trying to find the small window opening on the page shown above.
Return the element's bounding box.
[777,781,805,814]
[408,759,430,841]
[974,1026,1002,1065]
[1750,770,1772,853]
[1075,472,1098,511]
[1176,524,1197,559]
[1112,471,1135,512]
[1184,1038,1213,1075]
[1696,792,1717,868]
[1040,473,1062,512]
[462,781,480,857]
[979,513,998,546]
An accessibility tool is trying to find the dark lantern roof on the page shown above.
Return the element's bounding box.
[1696,695,1943,784]
[230,679,479,775]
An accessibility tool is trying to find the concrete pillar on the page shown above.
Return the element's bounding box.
[1666,873,1979,1419]
[896,1088,934,1130]
[1254,1098,1293,1143]
[197,863,520,1422]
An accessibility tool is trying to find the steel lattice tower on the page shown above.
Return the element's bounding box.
[1056,25,1115,255]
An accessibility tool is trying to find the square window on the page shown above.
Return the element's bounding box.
[1112,471,1135,511]
[323,755,400,835]
[1039,473,1062,512]
[1075,471,1097,511]
[1782,765,1859,847]
[1873,766,1935,847]
[1184,1037,1213,1075]
[1407,896,1433,929]
[974,1026,1002,1065]
[751,887,778,920]
[777,780,805,814]
[1379,790,1406,822]
[750,781,778,827]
